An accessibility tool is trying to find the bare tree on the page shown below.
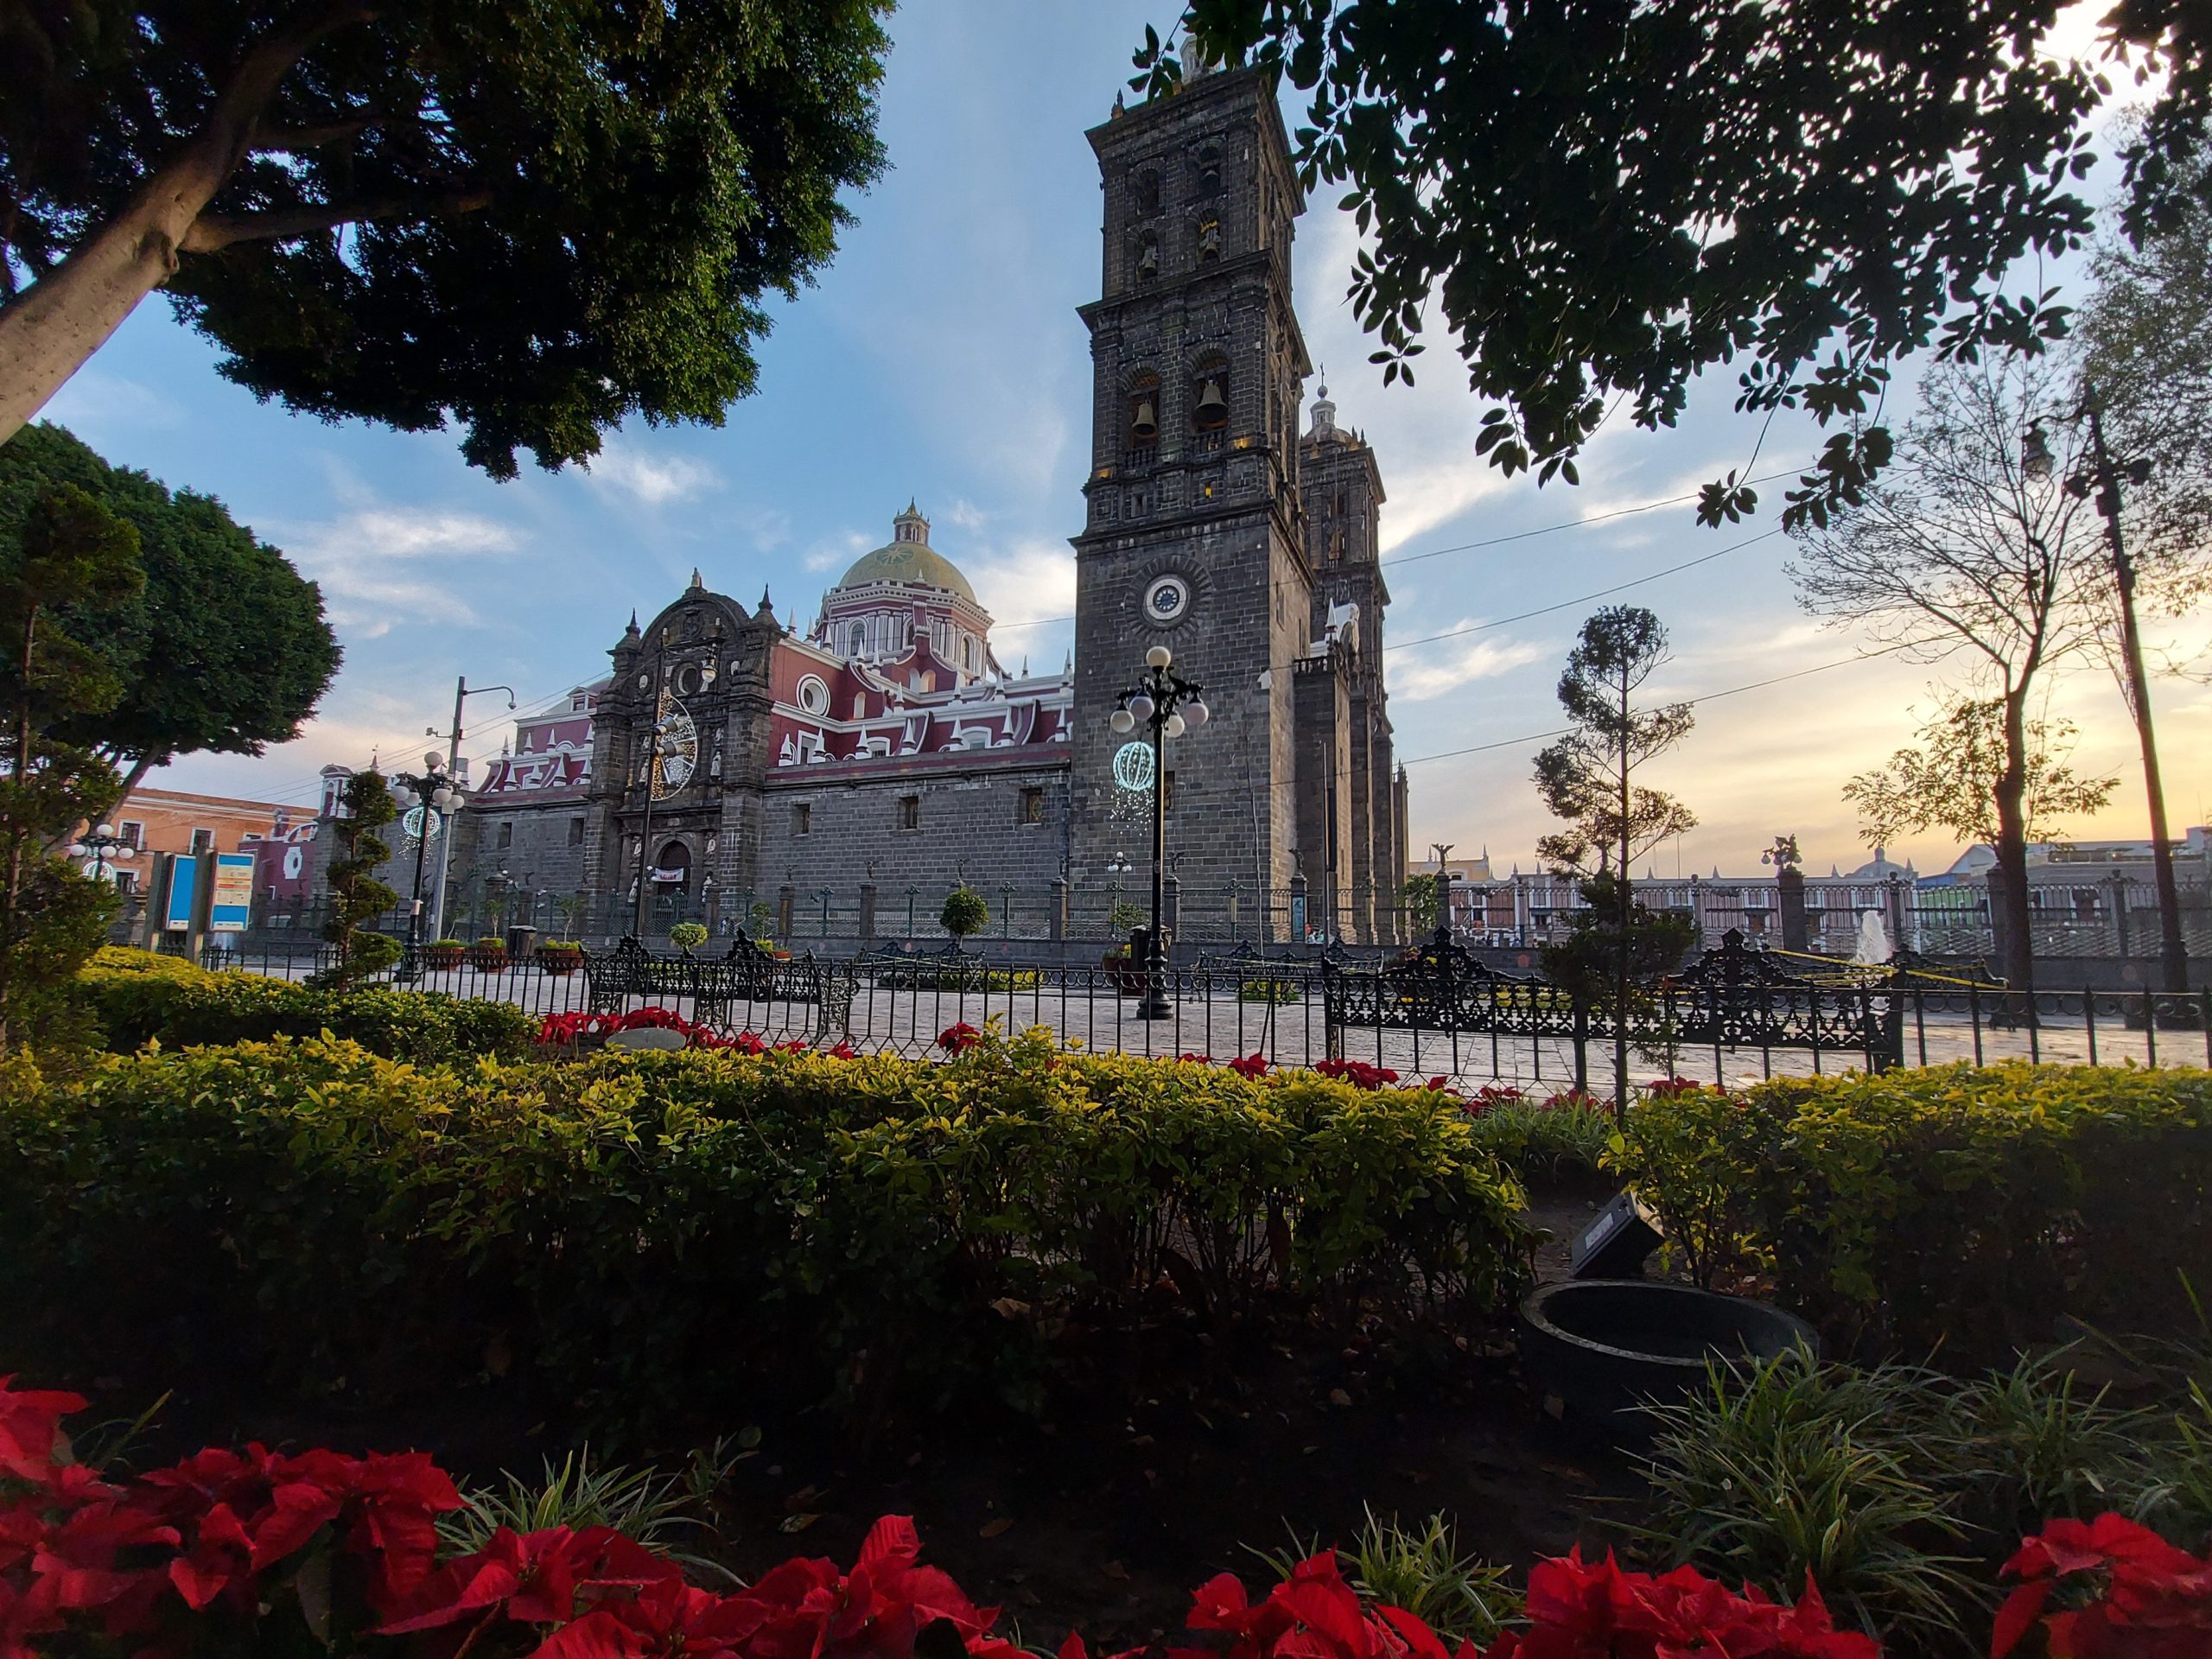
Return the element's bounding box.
[2072,125,2212,995]
[1790,354,2108,993]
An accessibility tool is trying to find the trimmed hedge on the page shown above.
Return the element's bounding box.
[79,945,535,1062]
[1621,1063,2212,1362]
[0,1028,1529,1433]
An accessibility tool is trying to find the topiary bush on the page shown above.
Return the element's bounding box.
[0,1027,1530,1434]
[1620,1063,2212,1361]
[78,945,533,1064]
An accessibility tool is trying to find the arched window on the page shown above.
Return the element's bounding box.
[1197,147,1221,195]
[849,622,864,655]
[1197,216,1221,262]
[1135,228,1160,283]
[1127,370,1160,447]
[1133,169,1160,215]
[654,839,691,893]
[1191,353,1229,433]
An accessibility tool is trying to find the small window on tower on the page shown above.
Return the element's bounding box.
[1020,787,1045,825]
[1133,169,1160,215]
[1136,229,1160,283]
[792,804,811,836]
[569,818,585,846]
[1197,217,1221,261]
[1197,147,1221,194]
[898,795,919,831]
[498,822,513,849]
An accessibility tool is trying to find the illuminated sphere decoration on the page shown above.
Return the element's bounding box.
[1111,741,1157,793]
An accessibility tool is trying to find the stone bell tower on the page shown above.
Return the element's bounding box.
[1068,62,1313,903]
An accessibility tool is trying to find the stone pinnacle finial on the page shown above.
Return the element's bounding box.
[759,586,772,616]
[689,567,703,589]
[625,609,640,637]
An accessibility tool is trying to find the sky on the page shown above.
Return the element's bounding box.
[36,1,2212,880]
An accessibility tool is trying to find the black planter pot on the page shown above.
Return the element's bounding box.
[1518,1279,1818,1441]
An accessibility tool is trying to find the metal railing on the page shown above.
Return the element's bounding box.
[188,933,2212,1096]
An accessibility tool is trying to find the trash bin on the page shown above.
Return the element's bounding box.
[505,925,538,959]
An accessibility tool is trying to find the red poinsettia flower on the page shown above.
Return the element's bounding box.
[938,1023,983,1055]
[1996,1513,2212,1659]
[0,1379,86,1485]
[1226,1053,1270,1079]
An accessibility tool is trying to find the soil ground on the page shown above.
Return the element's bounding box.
[79,1181,1635,1648]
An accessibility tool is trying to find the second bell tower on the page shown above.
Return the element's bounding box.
[1068,62,1314,901]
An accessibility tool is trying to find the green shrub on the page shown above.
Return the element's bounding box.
[1639,1344,2209,1651]
[668,922,709,951]
[79,946,533,1063]
[0,1029,1529,1435]
[1462,1093,1617,1183]
[1237,976,1301,1004]
[1639,1350,1985,1652]
[1621,1064,2212,1358]
[940,886,989,939]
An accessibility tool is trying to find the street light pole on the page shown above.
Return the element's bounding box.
[2025,401,2188,996]
[426,676,514,941]
[1430,842,1455,944]
[389,754,456,982]
[1109,646,1209,1020]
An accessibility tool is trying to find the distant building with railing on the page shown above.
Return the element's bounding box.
[1434,831,2211,961]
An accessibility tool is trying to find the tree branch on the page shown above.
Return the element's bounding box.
[180,188,493,252]
[250,115,379,152]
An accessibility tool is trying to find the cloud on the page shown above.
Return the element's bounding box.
[282,502,522,638]
[944,498,988,531]
[966,537,1076,626]
[1389,632,1549,702]
[803,529,874,574]
[583,437,721,506]
[39,369,186,437]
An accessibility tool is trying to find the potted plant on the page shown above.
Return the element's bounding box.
[670,921,709,957]
[536,939,585,976]
[423,938,467,970]
[467,935,510,973]
[1103,899,1148,994]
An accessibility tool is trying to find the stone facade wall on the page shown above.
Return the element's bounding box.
[758,755,1070,897]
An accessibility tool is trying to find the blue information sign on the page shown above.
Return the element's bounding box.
[210,853,255,933]
[163,855,198,932]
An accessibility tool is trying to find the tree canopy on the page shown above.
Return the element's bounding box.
[0,2,891,475]
[1145,2,2208,529]
[0,423,340,794]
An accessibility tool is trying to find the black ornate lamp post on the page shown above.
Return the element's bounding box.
[389,753,458,981]
[67,823,137,885]
[1109,645,1209,1020]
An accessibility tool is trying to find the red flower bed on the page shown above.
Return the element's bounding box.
[1994,1513,2212,1659]
[536,1009,789,1054]
[938,1022,983,1054]
[1,1376,1910,1659]
[36,1382,2204,1659]
[1313,1058,1401,1090]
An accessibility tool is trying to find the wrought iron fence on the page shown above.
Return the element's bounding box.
[189,930,2212,1096]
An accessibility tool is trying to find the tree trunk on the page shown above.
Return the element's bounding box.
[0,139,231,441]
[0,2,368,443]
[1614,681,1631,1112]
[1993,690,2038,1000]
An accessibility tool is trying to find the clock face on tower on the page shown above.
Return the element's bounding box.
[1143,574,1192,625]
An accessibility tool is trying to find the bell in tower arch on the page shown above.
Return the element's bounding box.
[1132,396,1159,441]
[1193,374,1228,430]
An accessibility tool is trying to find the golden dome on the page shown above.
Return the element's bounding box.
[834,505,976,602]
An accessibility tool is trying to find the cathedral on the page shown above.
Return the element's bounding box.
[308,60,1412,942]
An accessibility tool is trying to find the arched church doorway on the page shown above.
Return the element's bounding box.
[652,839,692,894]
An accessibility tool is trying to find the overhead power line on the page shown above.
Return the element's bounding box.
[1398,641,1913,767]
